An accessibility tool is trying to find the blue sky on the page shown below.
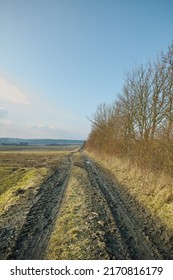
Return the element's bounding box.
[0,0,173,139]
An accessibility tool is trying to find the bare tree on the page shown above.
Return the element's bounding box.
[86,42,173,174]
[162,44,173,139]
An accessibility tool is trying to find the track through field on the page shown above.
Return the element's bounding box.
[1,152,173,259]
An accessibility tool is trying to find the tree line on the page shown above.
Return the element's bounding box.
[86,43,173,175]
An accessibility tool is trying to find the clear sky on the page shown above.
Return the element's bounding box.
[0,0,173,139]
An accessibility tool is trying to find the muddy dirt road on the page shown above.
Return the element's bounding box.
[83,156,173,259]
[0,152,173,259]
[0,155,72,260]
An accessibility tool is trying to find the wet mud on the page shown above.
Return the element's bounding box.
[83,155,173,259]
[0,156,71,260]
[0,152,172,259]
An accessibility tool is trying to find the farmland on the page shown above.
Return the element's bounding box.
[0,146,76,259]
[0,146,173,260]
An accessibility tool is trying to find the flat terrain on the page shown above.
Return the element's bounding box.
[0,147,172,259]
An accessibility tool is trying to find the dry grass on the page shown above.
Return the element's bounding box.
[0,167,49,213]
[0,150,70,168]
[45,154,109,260]
[85,151,173,232]
[86,138,173,177]
[0,148,72,214]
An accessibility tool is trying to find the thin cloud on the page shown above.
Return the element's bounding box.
[0,78,30,105]
[0,120,86,139]
[0,106,8,118]
[31,124,73,138]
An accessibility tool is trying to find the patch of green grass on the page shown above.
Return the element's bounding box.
[0,167,28,195]
[0,148,71,213]
[0,167,49,213]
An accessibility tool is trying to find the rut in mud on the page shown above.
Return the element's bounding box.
[82,155,173,260]
[5,156,72,260]
[0,152,173,260]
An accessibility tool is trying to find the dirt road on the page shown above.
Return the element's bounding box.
[0,152,173,259]
[0,155,72,260]
[83,155,173,259]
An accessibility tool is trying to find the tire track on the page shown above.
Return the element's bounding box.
[84,155,171,259]
[7,155,72,260]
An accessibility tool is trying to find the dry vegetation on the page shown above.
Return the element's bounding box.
[85,43,173,233]
[85,151,173,233]
[0,147,74,215]
[45,153,109,260]
[1,146,172,259]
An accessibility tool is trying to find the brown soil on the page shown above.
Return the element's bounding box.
[0,152,172,259]
[0,155,72,260]
[82,155,173,259]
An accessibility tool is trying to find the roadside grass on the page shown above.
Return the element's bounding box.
[45,154,109,260]
[0,167,49,213]
[85,151,173,233]
[0,167,27,195]
[0,148,72,214]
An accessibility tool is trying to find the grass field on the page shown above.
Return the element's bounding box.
[0,148,110,259]
[0,146,78,214]
[0,145,79,151]
[1,146,172,259]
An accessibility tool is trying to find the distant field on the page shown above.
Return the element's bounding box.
[0,145,80,151]
[0,151,69,168]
